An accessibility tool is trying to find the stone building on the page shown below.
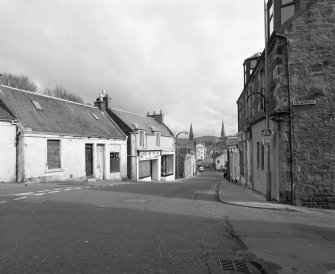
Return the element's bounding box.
[237,0,335,208]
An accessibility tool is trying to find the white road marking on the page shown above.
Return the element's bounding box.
[0,201,7,204]
[62,189,73,191]
[37,190,50,192]
[13,196,28,201]
[48,191,60,193]
[52,188,63,191]
[73,187,82,190]
[13,192,34,196]
[32,193,46,196]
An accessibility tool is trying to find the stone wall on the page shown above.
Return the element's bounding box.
[283,0,335,208]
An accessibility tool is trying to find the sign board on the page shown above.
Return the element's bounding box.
[138,151,161,161]
[161,149,175,155]
[262,138,272,145]
[292,100,316,106]
[260,129,275,137]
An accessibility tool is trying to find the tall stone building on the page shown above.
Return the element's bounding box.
[237,0,335,208]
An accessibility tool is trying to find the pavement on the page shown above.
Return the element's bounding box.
[218,177,335,214]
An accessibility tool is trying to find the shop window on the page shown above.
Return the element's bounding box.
[47,140,61,169]
[161,155,174,177]
[139,160,151,179]
[110,152,120,173]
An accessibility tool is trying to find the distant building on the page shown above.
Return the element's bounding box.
[226,136,239,183]
[215,151,227,171]
[196,143,205,160]
[237,0,335,208]
[0,85,127,183]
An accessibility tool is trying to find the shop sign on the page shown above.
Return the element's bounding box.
[262,138,272,145]
[161,149,175,155]
[292,100,316,106]
[138,151,161,161]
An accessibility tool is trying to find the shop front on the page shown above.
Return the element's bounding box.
[161,149,175,181]
[137,150,161,181]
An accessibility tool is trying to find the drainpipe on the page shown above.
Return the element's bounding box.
[276,32,294,206]
[12,120,20,183]
[264,0,272,201]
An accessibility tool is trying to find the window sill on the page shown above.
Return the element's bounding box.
[45,168,63,173]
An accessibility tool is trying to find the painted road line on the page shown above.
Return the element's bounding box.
[62,189,74,191]
[37,190,50,192]
[32,193,46,196]
[13,192,34,196]
[13,197,28,201]
[73,187,82,190]
[0,201,7,204]
[51,188,63,191]
[48,191,61,194]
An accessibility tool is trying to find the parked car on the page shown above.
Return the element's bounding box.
[199,166,204,172]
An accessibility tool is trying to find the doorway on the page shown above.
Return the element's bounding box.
[96,145,104,180]
[85,144,93,178]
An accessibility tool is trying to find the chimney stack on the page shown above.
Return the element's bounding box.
[94,90,110,112]
[147,110,164,124]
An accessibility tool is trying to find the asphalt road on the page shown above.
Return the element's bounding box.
[0,173,260,274]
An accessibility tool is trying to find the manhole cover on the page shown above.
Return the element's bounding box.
[217,259,252,273]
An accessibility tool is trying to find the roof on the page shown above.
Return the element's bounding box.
[0,85,126,139]
[0,99,16,121]
[110,108,174,137]
[226,136,238,147]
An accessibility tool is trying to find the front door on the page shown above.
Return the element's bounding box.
[85,144,93,178]
[96,145,104,180]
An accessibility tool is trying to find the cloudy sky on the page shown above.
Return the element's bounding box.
[0,0,265,137]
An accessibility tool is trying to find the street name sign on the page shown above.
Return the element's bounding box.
[292,100,316,106]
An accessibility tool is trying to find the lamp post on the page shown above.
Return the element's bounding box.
[175,131,188,179]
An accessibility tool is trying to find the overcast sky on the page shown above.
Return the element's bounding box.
[0,0,265,137]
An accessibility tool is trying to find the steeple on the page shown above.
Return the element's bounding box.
[189,123,194,141]
[220,120,225,139]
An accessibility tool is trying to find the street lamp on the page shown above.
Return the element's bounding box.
[175,131,188,179]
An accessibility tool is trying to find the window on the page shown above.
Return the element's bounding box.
[110,152,120,173]
[281,0,295,24]
[268,0,274,37]
[257,142,260,169]
[161,155,174,176]
[239,150,244,176]
[32,100,43,110]
[139,131,145,147]
[155,132,160,147]
[47,140,60,169]
[261,142,265,170]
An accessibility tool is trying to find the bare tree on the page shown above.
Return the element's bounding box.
[42,85,84,104]
[0,72,38,92]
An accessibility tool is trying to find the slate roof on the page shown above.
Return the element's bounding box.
[110,108,174,137]
[0,85,126,139]
[0,99,16,121]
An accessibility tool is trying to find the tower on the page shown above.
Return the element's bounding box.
[189,123,194,141]
[220,120,225,139]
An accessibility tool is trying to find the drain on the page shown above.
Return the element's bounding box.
[217,259,252,273]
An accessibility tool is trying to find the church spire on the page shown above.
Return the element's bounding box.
[189,123,194,141]
[220,120,225,139]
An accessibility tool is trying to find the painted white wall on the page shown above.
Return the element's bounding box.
[0,122,16,182]
[19,133,127,183]
[215,152,227,170]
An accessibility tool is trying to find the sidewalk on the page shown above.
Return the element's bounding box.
[218,178,302,211]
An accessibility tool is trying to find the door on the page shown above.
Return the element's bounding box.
[85,144,93,177]
[96,145,104,180]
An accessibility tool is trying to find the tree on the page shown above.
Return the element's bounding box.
[42,85,84,104]
[0,72,38,92]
